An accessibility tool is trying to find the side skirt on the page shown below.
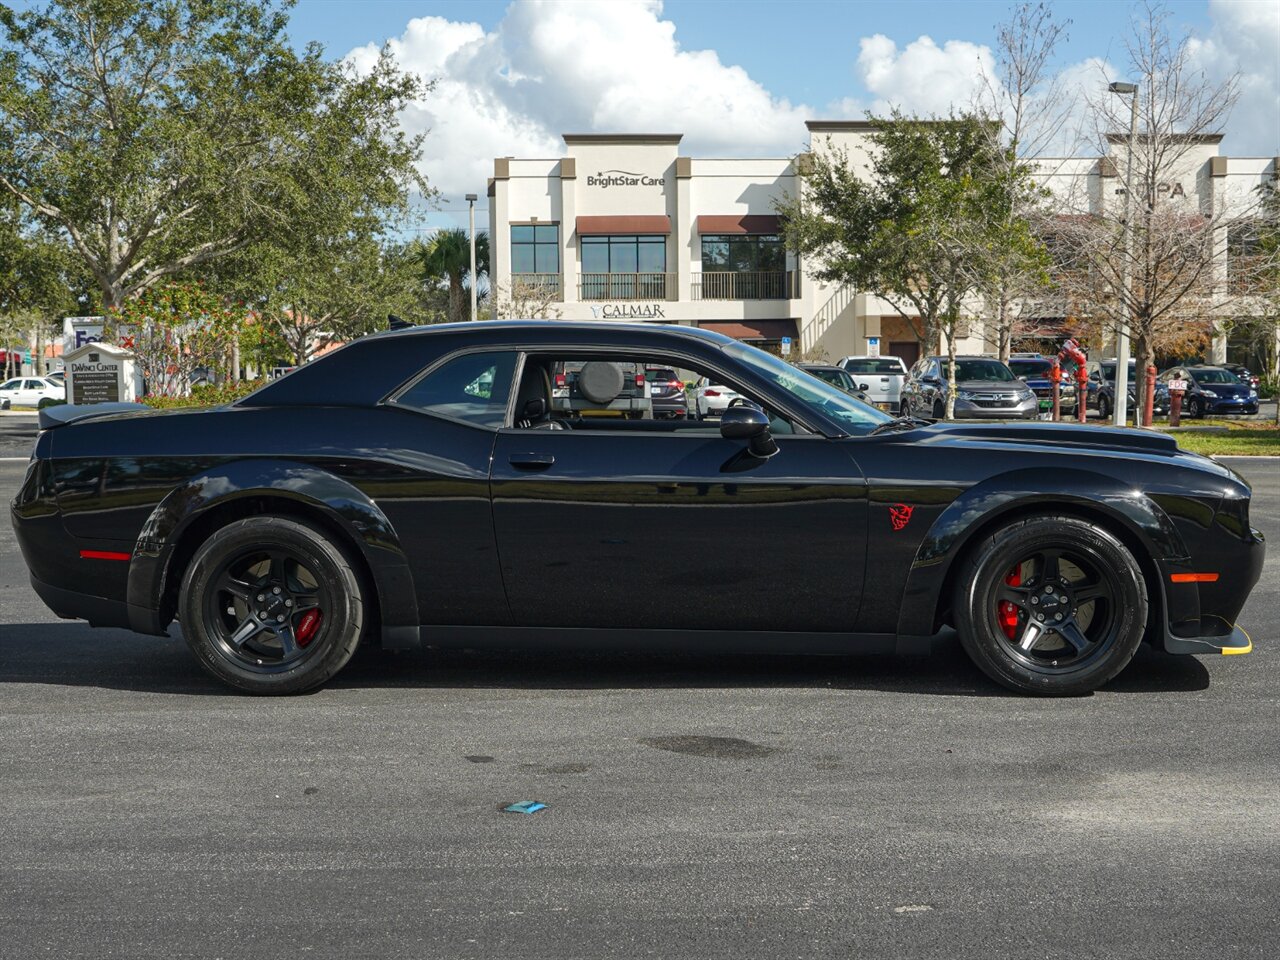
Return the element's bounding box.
[417,625,940,657]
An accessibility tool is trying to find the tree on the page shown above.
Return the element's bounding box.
[0,195,87,375]
[491,275,563,321]
[971,1,1068,361]
[211,231,434,367]
[782,113,1006,417]
[105,280,242,397]
[421,228,490,325]
[1048,2,1250,413]
[0,0,430,310]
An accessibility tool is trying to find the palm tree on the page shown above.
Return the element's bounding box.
[421,228,490,324]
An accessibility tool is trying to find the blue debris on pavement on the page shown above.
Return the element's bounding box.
[503,801,546,814]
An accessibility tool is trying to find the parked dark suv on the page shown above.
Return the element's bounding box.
[1007,355,1079,415]
[901,356,1038,419]
[1159,365,1259,418]
[1085,359,1171,421]
[644,366,688,419]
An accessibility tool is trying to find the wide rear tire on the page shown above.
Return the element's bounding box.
[179,516,365,694]
[952,516,1147,696]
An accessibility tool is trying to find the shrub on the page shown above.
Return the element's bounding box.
[141,379,266,409]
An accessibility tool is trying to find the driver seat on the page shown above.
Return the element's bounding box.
[513,364,564,429]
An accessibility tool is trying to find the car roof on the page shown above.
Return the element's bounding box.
[241,320,744,408]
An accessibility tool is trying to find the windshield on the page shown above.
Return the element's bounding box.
[1190,368,1241,384]
[720,342,893,433]
[950,359,1016,382]
[843,358,904,374]
[1008,360,1052,378]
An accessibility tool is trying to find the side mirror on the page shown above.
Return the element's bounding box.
[858,382,870,391]
[720,406,778,459]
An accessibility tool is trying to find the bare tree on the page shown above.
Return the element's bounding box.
[1049,2,1254,399]
[970,2,1073,361]
[491,276,563,321]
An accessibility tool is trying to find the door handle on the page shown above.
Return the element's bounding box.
[508,452,555,469]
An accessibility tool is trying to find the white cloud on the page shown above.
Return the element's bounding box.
[348,0,1277,210]
[1188,0,1280,155]
[347,0,811,202]
[853,34,997,117]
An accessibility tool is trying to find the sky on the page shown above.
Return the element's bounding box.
[283,0,1279,232]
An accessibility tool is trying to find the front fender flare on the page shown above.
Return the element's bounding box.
[125,459,419,645]
[895,468,1187,639]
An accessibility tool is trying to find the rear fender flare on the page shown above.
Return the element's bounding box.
[895,468,1186,638]
[126,459,418,643]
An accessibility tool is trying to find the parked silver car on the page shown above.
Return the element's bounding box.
[901,356,1038,419]
[838,355,908,411]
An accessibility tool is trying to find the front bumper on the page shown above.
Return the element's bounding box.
[953,397,1039,419]
[1205,399,1259,415]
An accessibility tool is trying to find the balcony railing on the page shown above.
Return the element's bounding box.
[510,273,563,299]
[578,272,676,301]
[692,271,795,301]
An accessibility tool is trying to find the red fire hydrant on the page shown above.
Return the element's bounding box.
[1049,359,1062,421]
[1056,338,1089,424]
[1142,365,1157,426]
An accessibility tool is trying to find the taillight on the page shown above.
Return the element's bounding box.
[635,373,645,387]
[704,389,720,397]
[554,373,566,388]
[668,380,682,391]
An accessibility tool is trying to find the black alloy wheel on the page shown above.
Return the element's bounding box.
[1187,396,1204,419]
[953,515,1147,695]
[180,516,365,694]
[1096,394,1110,421]
[932,399,945,420]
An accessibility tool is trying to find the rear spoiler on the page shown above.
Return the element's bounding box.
[38,401,150,431]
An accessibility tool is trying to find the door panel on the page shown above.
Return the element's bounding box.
[490,430,867,631]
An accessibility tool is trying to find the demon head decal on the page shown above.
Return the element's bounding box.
[889,503,914,531]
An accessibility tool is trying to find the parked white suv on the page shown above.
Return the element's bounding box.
[838,356,908,411]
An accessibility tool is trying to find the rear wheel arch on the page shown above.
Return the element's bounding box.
[159,494,382,638]
[129,460,417,641]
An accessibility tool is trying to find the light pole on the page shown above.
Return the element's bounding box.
[465,193,479,323]
[1108,80,1139,427]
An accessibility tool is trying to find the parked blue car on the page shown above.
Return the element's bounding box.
[1160,365,1260,418]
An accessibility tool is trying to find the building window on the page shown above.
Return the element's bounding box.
[580,235,670,300]
[511,224,561,297]
[696,234,788,299]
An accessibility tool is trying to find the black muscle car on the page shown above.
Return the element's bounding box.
[11,321,1264,696]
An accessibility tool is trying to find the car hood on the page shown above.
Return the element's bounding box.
[919,420,1179,455]
[1198,382,1252,397]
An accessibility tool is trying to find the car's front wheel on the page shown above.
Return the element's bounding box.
[1096,394,1110,421]
[1186,396,1204,419]
[952,516,1147,695]
[179,516,365,694]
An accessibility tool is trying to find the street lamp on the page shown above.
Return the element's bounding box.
[1108,81,1139,427]
[465,193,479,323]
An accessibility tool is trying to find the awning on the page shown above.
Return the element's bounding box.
[576,215,671,235]
[698,319,798,341]
[696,214,782,235]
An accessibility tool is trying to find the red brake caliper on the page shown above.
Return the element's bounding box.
[999,565,1021,640]
[296,609,322,647]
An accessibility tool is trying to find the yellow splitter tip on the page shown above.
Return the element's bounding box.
[1222,627,1253,656]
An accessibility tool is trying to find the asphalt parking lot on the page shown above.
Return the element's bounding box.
[1,446,1277,958]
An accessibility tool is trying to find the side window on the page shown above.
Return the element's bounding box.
[392,351,518,429]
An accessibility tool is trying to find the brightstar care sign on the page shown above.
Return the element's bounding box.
[587,169,665,189]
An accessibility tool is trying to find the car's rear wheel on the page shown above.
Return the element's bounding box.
[932,399,945,420]
[952,516,1147,696]
[179,516,365,694]
[1096,394,1110,421]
